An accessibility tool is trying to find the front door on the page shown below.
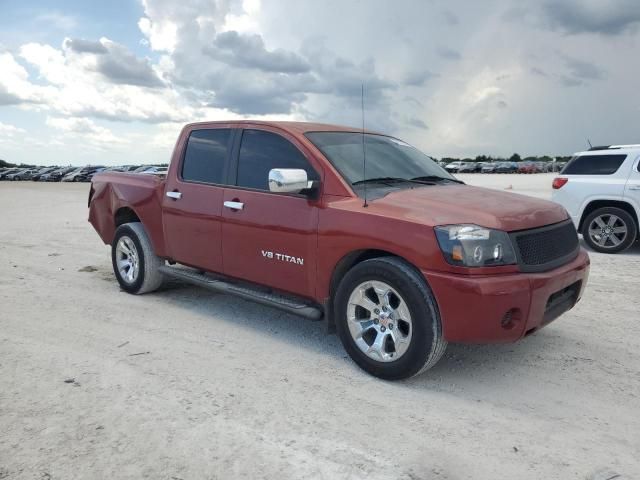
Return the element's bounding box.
[162,127,233,273]
[221,128,322,298]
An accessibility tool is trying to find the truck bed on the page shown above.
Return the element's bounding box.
[89,172,167,255]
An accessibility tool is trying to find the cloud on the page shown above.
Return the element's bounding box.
[403,69,437,87]
[204,31,310,74]
[436,46,461,61]
[0,121,26,136]
[562,55,605,80]
[64,38,108,54]
[12,42,190,123]
[442,9,459,26]
[407,117,428,130]
[94,39,164,87]
[46,116,128,148]
[62,37,164,87]
[137,0,396,118]
[0,51,54,105]
[541,0,640,35]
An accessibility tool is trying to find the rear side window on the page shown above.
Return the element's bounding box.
[236,129,319,190]
[181,129,231,184]
[561,154,627,175]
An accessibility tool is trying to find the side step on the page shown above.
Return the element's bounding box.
[158,265,323,320]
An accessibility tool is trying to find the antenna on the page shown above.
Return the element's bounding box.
[361,83,368,208]
[587,138,593,149]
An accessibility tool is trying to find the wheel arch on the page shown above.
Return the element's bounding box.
[324,249,424,333]
[114,206,141,228]
[578,199,639,233]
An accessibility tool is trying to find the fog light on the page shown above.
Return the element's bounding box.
[501,308,521,330]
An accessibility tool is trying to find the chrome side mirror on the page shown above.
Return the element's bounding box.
[268,168,309,193]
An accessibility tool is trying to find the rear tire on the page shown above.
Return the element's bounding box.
[582,207,637,254]
[112,222,164,294]
[334,257,447,380]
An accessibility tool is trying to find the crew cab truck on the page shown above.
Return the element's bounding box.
[89,121,590,380]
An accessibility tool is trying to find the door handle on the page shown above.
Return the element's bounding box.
[628,185,640,191]
[223,200,244,210]
[166,191,182,200]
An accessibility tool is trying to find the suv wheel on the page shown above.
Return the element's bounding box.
[334,257,447,380]
[582,207,637,254]
[112,222,164,294]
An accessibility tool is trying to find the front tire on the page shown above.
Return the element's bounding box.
[582,207,637,254]
[112,222,164,294]
[334,257,447,380]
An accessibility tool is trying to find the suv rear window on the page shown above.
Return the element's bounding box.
[182,129,231,184]
[561,154,627,175]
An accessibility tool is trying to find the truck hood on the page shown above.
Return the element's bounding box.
[368,184,568,232]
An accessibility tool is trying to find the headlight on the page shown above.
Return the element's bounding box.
[434,224,516,267]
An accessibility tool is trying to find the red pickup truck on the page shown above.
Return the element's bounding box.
[89,121,590,379]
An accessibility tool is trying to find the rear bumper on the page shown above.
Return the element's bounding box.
[423,248,590,343]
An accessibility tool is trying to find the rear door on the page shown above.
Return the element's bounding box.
[221,127,322,298]
[162,127,234,273]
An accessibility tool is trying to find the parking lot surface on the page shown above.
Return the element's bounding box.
[1,176,639,479]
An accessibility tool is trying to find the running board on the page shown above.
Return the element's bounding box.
[158,265,323,320]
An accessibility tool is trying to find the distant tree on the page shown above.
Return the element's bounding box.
[0,159,17,168]
[509,153,521,162]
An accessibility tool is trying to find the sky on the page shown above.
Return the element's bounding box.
[1,0,639,166]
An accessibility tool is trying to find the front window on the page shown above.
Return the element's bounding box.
[305,131,454,186]
[236,129,319,191]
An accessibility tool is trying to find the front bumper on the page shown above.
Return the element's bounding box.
[423,248,590,343]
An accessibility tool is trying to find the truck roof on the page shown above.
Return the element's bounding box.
[183,120,377,135]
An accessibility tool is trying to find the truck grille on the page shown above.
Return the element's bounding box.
[511,220,579,272]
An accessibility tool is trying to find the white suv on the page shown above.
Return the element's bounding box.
[552,145,640,253]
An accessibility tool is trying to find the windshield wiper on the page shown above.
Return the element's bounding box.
[410,175,465,184]
[352,177,424,186]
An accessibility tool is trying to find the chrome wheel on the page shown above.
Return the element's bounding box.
[115,235,140,284]
[587,214,628,249]
[347,280,412,362]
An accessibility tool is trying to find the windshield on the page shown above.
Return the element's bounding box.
[305,132,455,185]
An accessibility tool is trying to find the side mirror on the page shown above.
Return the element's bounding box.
[268,168,310,194]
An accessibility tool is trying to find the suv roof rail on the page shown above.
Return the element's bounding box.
[587,144,640,151]
[608,144,640,149]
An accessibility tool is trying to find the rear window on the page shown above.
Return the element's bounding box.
[181,129,231,184]
[561,154,627,175]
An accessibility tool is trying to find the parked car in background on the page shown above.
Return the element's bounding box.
[61,167,85,182]
[62,166,105,182]
[493,162,515,173]
[536,162,550,173]
[458,162,481,173]
[552,144,640,254]
[31,167,57,181]
[41,167,75,182]
[6,168,36,181]
[119,165,143,172]
[518,162,539,174]
[445,161,465,173]
[139,166,168,176]
[481,163,498,173]
[81,167,107,182]
[0,168,19,180]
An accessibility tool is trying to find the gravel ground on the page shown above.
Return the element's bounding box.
[1,175,639,479]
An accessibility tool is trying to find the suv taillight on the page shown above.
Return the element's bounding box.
[552,177,568,189]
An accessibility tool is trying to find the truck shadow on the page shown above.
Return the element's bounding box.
[157,280,344,358]
[157,279,574,388]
